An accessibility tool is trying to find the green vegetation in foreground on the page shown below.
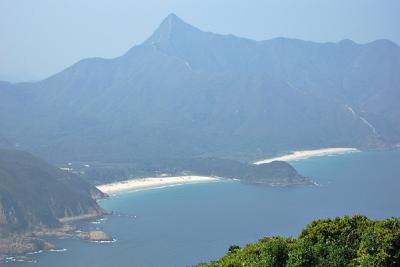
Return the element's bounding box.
[197,215,400,267]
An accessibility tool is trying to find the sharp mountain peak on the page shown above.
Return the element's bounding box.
[144,13,202,45]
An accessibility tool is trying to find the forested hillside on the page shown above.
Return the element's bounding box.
[0,14,399,164]
[0,149,106,232]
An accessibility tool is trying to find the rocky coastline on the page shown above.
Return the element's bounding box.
[0,217,113,263]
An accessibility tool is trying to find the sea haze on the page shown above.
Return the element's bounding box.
[5,150,400,267]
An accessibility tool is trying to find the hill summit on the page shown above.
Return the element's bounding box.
[0,14,399,163]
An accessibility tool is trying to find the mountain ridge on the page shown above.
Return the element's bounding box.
[0,14,399,164]
[2,14,399,85]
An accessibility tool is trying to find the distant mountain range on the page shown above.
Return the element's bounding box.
[0,14,399,164]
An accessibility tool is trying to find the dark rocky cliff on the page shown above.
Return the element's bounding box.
[0,149,106,232]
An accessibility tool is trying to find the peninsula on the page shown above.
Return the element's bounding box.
[254,147,360,164]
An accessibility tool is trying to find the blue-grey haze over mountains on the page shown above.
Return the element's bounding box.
[0,13,399,167]
[1,3,400,265]
[0,0,399,82]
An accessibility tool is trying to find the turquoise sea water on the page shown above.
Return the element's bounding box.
[5,150,400,266]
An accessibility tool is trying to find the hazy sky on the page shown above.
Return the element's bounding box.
[1,0,399,82]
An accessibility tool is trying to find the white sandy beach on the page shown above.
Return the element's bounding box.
[254,147,360,165]
[97,176,221,194]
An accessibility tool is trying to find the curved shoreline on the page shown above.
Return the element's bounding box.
[254,147,360,165]
[96,176,222,194]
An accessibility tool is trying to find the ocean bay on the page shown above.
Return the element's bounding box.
[6,150,400,267]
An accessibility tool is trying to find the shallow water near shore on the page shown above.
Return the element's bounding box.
[5,150,400,267]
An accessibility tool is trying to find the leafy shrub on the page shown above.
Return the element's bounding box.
[197,215,400,267]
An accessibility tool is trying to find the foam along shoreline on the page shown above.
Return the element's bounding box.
[96,176,221,194]
[254,147,360,165]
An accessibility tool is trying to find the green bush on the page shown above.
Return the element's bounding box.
[197,215,400,267]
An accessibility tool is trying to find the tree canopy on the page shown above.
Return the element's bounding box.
[197,215,400,267]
